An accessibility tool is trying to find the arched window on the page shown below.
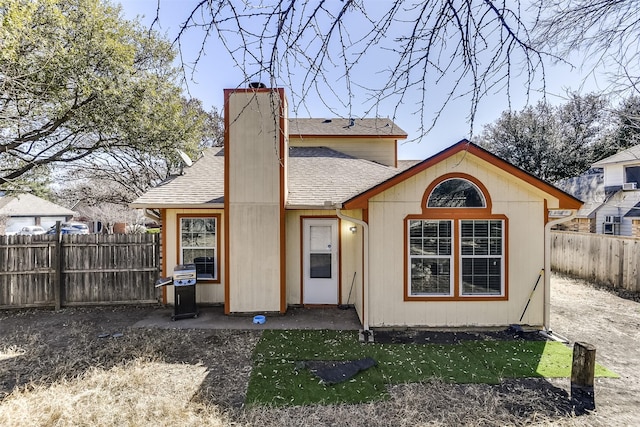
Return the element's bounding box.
[427,178,485,208]
[406,174,507,301]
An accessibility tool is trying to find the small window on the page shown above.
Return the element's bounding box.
[624,166,640,187]
[427,178,486,208]
[180,217,217,280]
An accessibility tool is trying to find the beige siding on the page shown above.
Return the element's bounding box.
[227,90,285,312]
[290,137,396,166]
[229,205,281,312]
[285,210,363,316]
[366,151,549,327]
[163,208,225,304]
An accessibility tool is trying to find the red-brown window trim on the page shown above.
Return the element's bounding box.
[176,213,222,284]
[405,174,509,302]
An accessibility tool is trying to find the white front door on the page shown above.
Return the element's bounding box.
[303,218,339,304]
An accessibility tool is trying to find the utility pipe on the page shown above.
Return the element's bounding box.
[335,207,370,334]
[543,210,577,332]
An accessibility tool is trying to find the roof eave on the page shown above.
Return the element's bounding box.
[286,203,343,210]
[128,202,225,210]
[289,133,408,139]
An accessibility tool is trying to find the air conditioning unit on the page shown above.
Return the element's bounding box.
[604,215,621,223]
[622,182,637,190]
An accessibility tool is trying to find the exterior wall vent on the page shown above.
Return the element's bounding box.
[622,182,637,190]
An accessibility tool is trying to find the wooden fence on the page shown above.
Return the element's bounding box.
[0,234,160,309]
[551,231,640,293]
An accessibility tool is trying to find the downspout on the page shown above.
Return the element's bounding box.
[335,207,370,335]
[543,210,577,332]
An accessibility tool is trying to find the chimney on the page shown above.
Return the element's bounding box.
[223,86,288,314]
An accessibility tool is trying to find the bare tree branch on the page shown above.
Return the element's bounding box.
[163,0,552,139]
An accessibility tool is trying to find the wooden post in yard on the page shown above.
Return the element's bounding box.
[54,221,63,311]
[571,342,596,414]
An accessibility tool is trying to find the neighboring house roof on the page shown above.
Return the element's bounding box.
[625,201,640,218]
[555,173,604,218]
[130,147,225,208]
[288,118,407,138]
[344,140,583,210]
[287,147,401,207]
[0,193,76,217]
[592,144,640,167]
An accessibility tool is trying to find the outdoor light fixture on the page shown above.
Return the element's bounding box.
[349,226,357,234]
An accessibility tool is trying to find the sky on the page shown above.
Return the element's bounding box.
[118,0,607,160]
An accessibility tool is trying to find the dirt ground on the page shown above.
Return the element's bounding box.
[547,275,640,426]
[1,274,639,426]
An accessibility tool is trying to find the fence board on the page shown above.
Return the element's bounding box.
[0,233,160,308]
[551,231,640,293]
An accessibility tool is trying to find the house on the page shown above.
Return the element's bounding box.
[554,173,604,233]
[556,145,640,237]
[131,87,582,333]
[0,193,76,234]
[589,145,640,236]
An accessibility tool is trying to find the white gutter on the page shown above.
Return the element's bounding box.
[543,210,577,332]
[335,207,370,335]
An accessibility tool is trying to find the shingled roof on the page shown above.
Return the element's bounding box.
[288,118,407,138]
[0,193,76,217]
[592,144,640,167]
[287,147,401,207]
[130,146,404,209]
[130,147,225,208]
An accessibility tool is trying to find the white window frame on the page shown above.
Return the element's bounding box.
[459,219,505,297]
[179,216,217,281]
[408,219,454,296]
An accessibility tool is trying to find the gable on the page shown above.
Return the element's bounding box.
[344,140,583,211]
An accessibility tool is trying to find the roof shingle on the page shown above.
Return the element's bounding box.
[130,147,225,208]
[288,118,407,138]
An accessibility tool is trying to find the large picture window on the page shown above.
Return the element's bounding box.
[406,174,507,301]
[179,216,218,280]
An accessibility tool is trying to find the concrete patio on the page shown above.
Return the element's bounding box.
[132,305,362,330]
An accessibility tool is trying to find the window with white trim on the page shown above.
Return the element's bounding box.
[180,217,217,280]
[409,220,453,295]
[460,220,503,295]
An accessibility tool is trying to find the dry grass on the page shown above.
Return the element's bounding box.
[0,358,235,427]
[1,293,635,426]
[239,380,578,427]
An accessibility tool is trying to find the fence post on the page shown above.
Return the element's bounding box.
[54,221,63,310]
[571,341,596,414]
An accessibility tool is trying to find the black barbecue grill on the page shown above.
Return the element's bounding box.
[155,264,199,320]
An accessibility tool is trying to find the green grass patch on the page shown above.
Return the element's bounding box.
[246,330,618,406]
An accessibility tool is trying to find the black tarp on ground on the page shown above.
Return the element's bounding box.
[300,357,377,385]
